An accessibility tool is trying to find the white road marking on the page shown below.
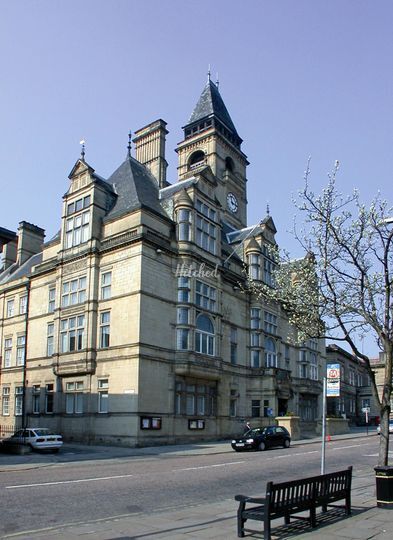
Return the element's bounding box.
[330,444,366,451]
[6,473,134,489]
[177,461,244,471]
[364,452,393,457]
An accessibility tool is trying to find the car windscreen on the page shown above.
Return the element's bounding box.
[247,428,266,436]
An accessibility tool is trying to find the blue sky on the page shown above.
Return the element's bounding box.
[1,0,392,353]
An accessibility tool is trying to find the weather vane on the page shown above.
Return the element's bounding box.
[80,139,86,161]
[127,131,132,157]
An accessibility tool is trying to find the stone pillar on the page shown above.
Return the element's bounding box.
[276,416,300,440]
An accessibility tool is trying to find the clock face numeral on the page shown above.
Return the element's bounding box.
[227,192,238,213]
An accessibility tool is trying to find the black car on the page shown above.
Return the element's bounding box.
[231,425,291,452]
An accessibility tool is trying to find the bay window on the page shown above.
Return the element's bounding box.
[195,314,215,356]
[60,315,85,353]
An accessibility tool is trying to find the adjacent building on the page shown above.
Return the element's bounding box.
[0,79,325,445]
[325,344,379,423]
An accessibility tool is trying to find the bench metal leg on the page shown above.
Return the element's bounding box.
[264,514,271,540]
[346,492,351,515]
[284,513,290,525]
[237,502,246,538]
[310,507,317,528]
[322,504,328,513]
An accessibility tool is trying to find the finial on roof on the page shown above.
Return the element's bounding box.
[80,139,86,161]
[207,64,211,82]
[127,131,132,157]
[266,202,270,216]
[216,72,219,89]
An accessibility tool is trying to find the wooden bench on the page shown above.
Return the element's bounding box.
[235,466,352,539]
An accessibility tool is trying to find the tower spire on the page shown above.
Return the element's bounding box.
[207,64,211,83]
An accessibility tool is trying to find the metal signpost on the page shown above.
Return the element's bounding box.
[321,377,327,474]
[362,406,371,435]
[322,364,341,474]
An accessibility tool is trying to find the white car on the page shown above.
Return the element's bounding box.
[3,428,63,452]
[377,420,393,435]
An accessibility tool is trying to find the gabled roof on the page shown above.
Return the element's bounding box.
[104,156,167,221]
[187,80,239,137]
[68,158,95,180]
[261,215,277,234]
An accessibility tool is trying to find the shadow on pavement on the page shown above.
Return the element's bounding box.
[242,506,371,539]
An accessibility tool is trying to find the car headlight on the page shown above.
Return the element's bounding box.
[231,440,236,444]
[246,438,255,443]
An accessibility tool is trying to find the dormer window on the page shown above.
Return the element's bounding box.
[67,196,91,216]
[188,150,205,170]
[65,211,90,248]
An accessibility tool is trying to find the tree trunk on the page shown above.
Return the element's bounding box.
[378,407,390,466]
[378,345,392,466]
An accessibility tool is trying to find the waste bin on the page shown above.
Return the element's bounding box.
[374,466,393,507]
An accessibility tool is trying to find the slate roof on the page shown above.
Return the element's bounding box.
[104,156,167,221]
[227,224,262,244]
[0,252,42,285]
[188,80,239,136]
[159,177,197,200]
[45,230,61,246]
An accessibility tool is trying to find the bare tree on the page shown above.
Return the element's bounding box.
[248,161,392,466]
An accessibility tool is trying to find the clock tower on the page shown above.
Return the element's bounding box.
[176,77,249,229]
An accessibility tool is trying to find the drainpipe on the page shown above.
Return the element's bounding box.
[21,279,31,430]
[0,291,5,427]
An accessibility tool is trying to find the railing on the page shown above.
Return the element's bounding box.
[0,424,16,440]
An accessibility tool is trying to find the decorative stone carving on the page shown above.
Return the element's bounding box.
[63,259,87,275]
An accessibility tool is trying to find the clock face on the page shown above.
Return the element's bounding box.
[227,192,238,213]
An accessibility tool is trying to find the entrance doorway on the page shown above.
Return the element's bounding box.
[278,398,288,416]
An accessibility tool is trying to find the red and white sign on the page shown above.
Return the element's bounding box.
[327,363,341,397]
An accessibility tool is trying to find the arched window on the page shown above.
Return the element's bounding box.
[225,157,234,172]
[188,150,205,170]
[195,314,215,355]
[265,337,277,368]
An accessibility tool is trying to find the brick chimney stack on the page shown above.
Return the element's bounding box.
[133,119,168,189]
[17,221,45,265]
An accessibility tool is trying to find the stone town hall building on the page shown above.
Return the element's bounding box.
[0,79,324,445]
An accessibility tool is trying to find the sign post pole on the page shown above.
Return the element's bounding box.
[321,377,326,474]
[324,363,341,475]
[366,408,369,436]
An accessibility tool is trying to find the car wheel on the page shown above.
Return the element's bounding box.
[52,448,60,453]
[258,441,266,451]
[283,439,290,448]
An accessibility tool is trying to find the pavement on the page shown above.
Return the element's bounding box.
[0,429,391,539]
